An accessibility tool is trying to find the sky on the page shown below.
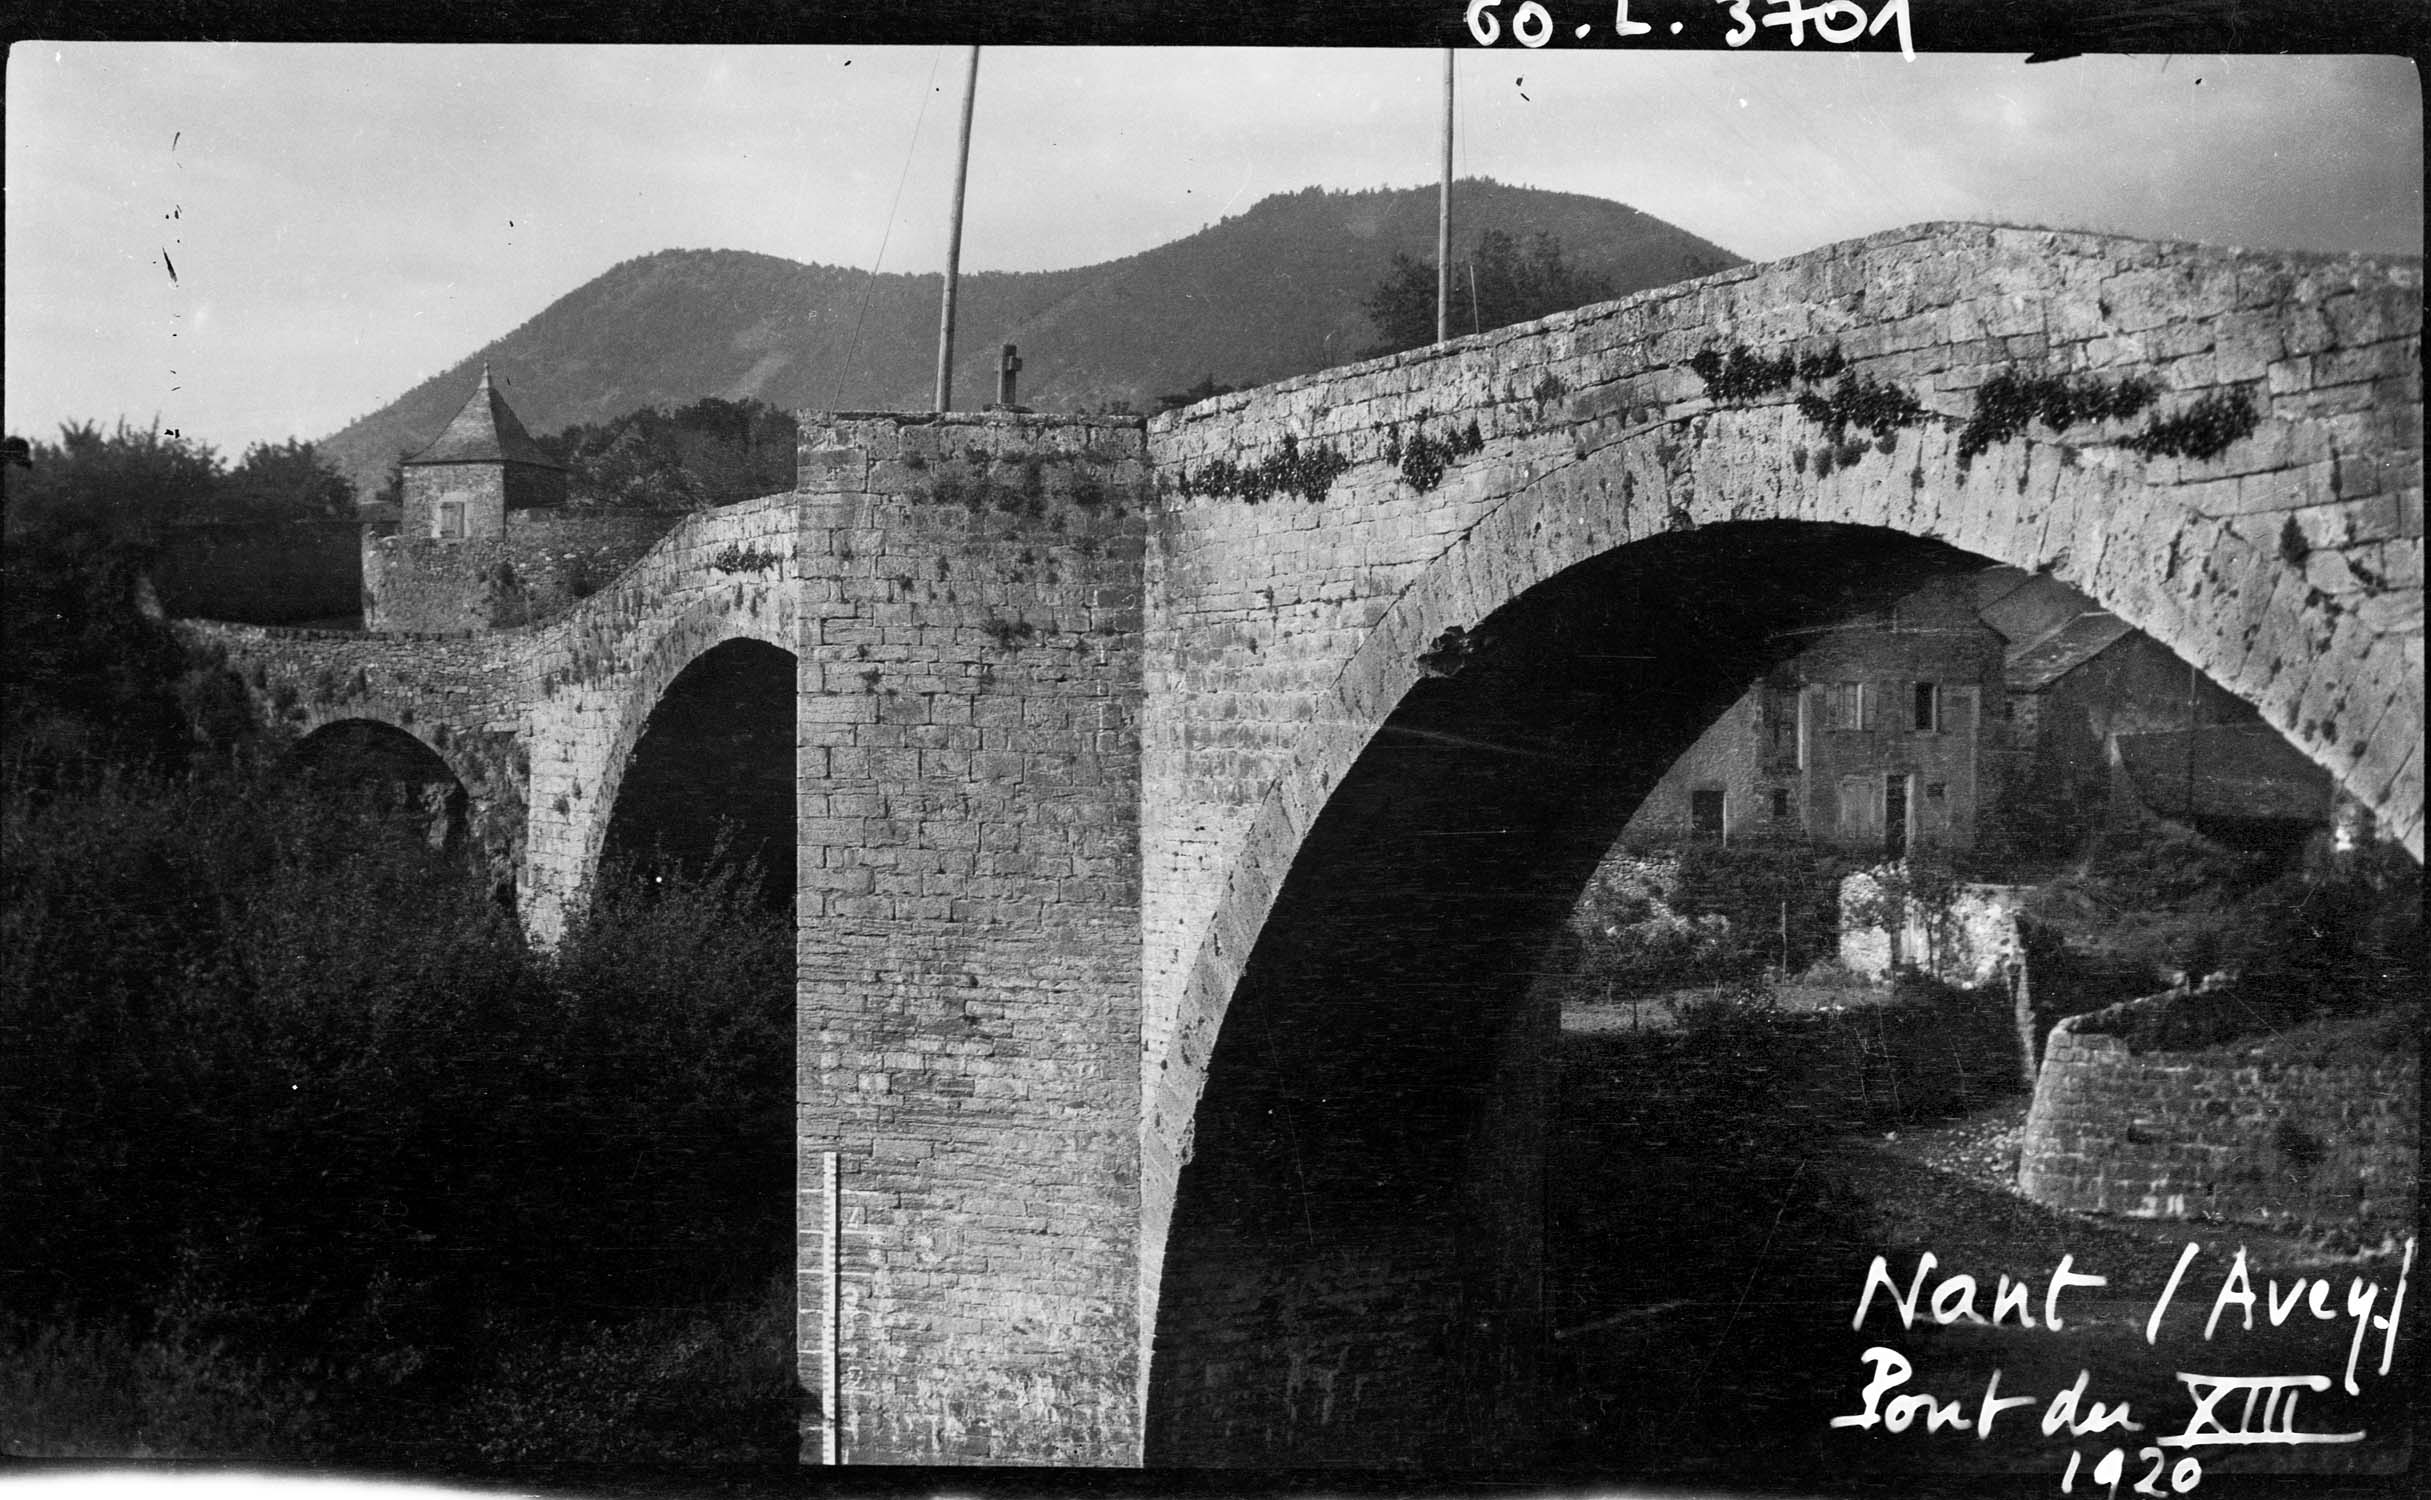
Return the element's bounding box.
[4,44,2421,458]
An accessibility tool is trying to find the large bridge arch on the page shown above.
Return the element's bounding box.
[1138,223,2421,1457]
[1145,520,2006,1462]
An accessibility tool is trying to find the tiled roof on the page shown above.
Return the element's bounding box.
[404,366,563,470]
[2113,725,2335,824]
[1970,564,2035,613]
[1982,572,2098,651]
[2006,611,2136,691]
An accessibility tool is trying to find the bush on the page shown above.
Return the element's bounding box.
[1673,839,1855,976]
[1,757,800,1458]
[0,1317,325,1459]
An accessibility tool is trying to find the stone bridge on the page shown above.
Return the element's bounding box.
[187,223,2422,1466]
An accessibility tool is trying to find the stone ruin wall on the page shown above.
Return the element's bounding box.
[2020,994,2418,1231]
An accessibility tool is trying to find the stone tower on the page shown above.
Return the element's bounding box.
[365,366,673,635]
[397,364,566,541]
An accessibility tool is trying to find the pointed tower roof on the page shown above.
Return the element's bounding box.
[404,365,564,469]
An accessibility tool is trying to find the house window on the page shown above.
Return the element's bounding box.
[1771,787,1793,820]
[1690,788,1726,841]
[1761,686,1801,771]
[1913,681,1941,732]
[1828,682,1870,731]
[434,501,467,540]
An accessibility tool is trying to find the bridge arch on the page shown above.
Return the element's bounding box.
[526,586,800,940]
[1140,256,2422,1454]
[291,715,476,858]
[597,634,801,905]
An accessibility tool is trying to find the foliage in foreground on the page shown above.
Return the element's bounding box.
[0,758,797,1461]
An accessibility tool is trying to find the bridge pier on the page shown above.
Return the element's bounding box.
[792,414,1153,1464]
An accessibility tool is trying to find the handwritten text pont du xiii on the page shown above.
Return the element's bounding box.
[1830,1238,2416,1495]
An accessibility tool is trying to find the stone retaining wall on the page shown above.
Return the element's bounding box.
[2019,993,2418,1229]
[364,508,683,633]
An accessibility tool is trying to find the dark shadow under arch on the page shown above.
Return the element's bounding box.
[599,637,799,910]
[293,718,471,860]
[1146,522,2005,1468]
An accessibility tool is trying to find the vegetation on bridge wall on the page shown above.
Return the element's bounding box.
[1685,339,2260,477]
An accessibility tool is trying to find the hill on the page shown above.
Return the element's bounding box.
[317,180,1740,495]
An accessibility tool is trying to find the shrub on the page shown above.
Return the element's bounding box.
[1,757,799,1455]
[0,1318,325,1460]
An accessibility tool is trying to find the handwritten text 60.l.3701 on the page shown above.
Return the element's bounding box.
[1466,0,1916,59]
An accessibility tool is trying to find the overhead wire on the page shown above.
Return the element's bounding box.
[828,47,947,411]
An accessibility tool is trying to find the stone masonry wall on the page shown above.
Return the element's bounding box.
[2019,995,2419,1229]
[174,619,532,882]
[1137,225,2421,1366]
[364,508,682,634]
[790,412,1152,1465]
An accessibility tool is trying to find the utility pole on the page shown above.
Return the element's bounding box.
[935,46,980,413]
[1437,50,1454,346]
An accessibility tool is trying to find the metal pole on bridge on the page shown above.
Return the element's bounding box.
[935,46,981,412]
[1437,49,1454,346]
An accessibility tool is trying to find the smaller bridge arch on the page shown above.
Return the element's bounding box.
[291,715,477,862]
[595,633,802,905]
[516,494,805,943]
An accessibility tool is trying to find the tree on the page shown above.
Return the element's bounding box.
[542,398,797,512]
[220,439,356,523]
[1362,230,1612,357]
[1,420,222,547]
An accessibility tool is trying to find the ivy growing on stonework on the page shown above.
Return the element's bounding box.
[1956,370,2159,469]
[1173,432,1353,505]
[1390,418,1486,493]
[1688,339,2257,473]
[710,543,786,574]
[1795,373,1927,442]
[2120,388,2259,462]
[1687,344,1847,402]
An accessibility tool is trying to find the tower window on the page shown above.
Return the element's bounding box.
[435,501,467,540]
[1690,788,1726,841]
